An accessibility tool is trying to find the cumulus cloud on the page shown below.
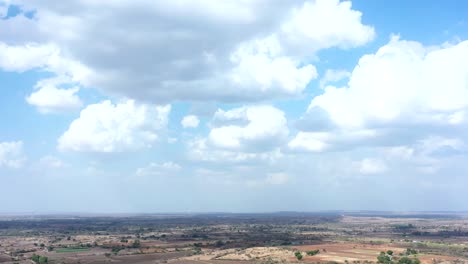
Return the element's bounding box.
[6,0,374,102]
[310,37,468,129]
[189,138,283,164]
[58,100,170,153]
[0,42,56,72]
[288,129,377,152]
[382,135,465,174]
[26,78,83,113]
[0,141,25,168]
[0,42,89,114]
[279,0,375,54]
[208,105,288,152]
[319,69,351,88]
[291,37,468,152]
[136,162,181,177]
[0,42,90,82]
[188,105,287,164]
[181,115,200,128]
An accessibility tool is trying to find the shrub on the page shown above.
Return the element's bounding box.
[295,251,303,260]
[306,249,320,256]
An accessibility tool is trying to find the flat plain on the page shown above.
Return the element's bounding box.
[0,212,466,263]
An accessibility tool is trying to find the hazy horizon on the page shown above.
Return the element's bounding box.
[1,0,468,213]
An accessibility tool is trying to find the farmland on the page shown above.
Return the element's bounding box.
[0,212,466,263]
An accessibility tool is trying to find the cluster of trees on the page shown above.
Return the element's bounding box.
[377,250,420,264]
[104,239,141,255]
[31,254,48,264]
[405,248,418,255]
[295,249,320,260]
[306,249,320,256]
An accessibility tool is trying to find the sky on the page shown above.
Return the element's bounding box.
[0,0,468,213]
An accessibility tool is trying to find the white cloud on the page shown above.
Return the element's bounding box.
[288,132,329,152]
[188,105,287,164]
[0,42,90,83]
[136,162,181,177]
[0,42,56,72]
[181,115,200,128]
[358,158,387,175]
[226,36,318,99]
[279,0,375,54]
[58,100,170,152]
[208,105,288,151]
[379,135,466,176]
[189,138,283,164]
[0,141,25,168]
[291,37,468,152]
[288,129,376,152]
[309,37,468,129]
[0,42,89,114]
[6,0,373,102]
[26,78,83,113]
[319,69,351,88]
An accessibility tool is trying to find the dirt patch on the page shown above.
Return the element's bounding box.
[293,243,465,263]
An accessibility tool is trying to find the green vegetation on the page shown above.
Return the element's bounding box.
[131,239,141,248]
[193,246,202,255]
[31,254,48,264]
[294,251,303,260]
[306,249,320,256]
[111,246,122,254]
[377,251,392,263]
[55,247,90,253]
[377,251,420,264]
[398,257,421,264]
[405,248,418,255]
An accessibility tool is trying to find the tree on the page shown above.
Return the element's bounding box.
[306,250,320,256]
[387,250,393,256]
[38,256,48,264]
[398,257,420,264]
[131,239,141,248]
[377,252,391,264]
[294,251,303,261]
[406,248,417,255]
[31,255,48,264]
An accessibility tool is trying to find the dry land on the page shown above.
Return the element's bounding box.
[0,212,466,263]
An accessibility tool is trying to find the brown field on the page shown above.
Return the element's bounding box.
[0,213,467,263]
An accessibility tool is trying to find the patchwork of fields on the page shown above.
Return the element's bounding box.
[0,213,466,263]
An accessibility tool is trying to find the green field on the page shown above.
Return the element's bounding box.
[55,247,90,253]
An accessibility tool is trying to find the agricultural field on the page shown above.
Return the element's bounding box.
[0,212,466,263]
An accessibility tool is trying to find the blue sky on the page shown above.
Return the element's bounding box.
[1,0,468,213]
